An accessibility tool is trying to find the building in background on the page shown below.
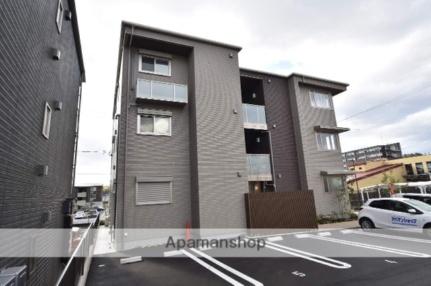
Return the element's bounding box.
[347,154,431,192]
[390,154,431,182]
[342,143,402,167]
[0,0,85,285]
[74,185,104,210]
[347,160,404,192]
[110,22,351,231]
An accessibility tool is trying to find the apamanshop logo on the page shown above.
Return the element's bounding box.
[391,216,417,226]
[166,236,266,251]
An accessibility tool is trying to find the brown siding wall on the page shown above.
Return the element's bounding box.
[115,26,249,229]
[240,71,301,192]
[0,0,83,284]
[245,190,317,228]
[292,78,347,215]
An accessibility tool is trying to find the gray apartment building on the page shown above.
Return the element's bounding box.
[0,0,85,285]
[111,22,351,230]
[342,142,402,167]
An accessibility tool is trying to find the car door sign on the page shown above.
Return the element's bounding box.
[391,216,417,226]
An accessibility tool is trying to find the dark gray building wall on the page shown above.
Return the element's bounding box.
[114,25,249,229]
[290,77,346,215]
[123,47,192,228]
[239,70,301,192]
[192,42,248,229]
[0,0,84,285]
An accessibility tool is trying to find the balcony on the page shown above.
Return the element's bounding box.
[247,154,272,181]
[242,104,267,130]
[136,78,188,103]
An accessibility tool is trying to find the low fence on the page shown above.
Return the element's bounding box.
[55,215,99,286]
[244,190,318,228]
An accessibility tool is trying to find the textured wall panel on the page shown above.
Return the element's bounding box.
[240,70,301,192]
[245,190,317,228]
[292,79,347,215]
[0,0,83,285]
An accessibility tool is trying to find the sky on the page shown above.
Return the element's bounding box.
[74,0,431,186]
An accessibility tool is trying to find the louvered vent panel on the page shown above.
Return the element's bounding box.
[136,182,172,205]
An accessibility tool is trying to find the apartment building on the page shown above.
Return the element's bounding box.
[111,22,351,230]
[342,143,402,166]
[75,185,104,209]
[0,0,85,285]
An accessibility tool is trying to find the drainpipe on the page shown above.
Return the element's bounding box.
[122,25,134,230]
[266,130,276,192]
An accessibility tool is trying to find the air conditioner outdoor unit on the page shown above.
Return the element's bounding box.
[0,265,27,286]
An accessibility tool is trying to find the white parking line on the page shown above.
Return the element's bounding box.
[317,232,332,237]
[267,236,283,242]
[163,250,182,257]
[302,235,431,258]
[343,230,431,244]
[181,250,244,286]
[190,248,263,286]
[264,241,351,269]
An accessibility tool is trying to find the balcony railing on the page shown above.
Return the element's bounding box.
[247,154,272,181]
[136,78,188,103]
[242,104,267,130]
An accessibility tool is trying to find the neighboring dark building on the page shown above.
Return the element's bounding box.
[0,0,85,285]
[342,143,402,166]
[75,185,104,209]
[110,22,350,231]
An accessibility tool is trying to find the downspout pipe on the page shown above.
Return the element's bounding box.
[122,25,134,229]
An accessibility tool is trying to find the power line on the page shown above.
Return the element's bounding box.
[338,90,427,123]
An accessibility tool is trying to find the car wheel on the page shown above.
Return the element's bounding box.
[424,226,431,238]
[360,218,375,230]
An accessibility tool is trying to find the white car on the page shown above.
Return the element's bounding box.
[358,198,431,236]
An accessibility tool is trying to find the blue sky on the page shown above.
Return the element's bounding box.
[74,0,431,185]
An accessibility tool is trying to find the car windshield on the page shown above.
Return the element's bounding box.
[407,199,431,212]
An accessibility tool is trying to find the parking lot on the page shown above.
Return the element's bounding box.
[87,229,431,285]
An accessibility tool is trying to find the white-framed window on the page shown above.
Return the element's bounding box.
[55,0,64,33]
[136,180,172,205]
[138,55,171,76]
[137,114,171,136]
[324,176,345,192]
[136,79,188,103]
[316,132,338,151]
[42,102,52,139]
[310,91,332,109]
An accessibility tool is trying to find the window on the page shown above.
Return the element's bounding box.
[427,161,431,174]
[139,55,171,76]
[42,102,52,139]
[369,200,390,210]
[310,91,332,109]
[137,114,171,136]
[405,164,414,175]
[400,186,421,194]
[324,176,345,192]
[136,79,188,103]
[316,132,338,151]
[136,180,172,205]
[416,162,425,174]
[390,201,411,213]
[56,0,64,33]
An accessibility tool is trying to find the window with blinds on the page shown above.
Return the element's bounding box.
[136,181,172,205]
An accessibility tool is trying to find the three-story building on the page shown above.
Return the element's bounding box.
[111,22,351,230]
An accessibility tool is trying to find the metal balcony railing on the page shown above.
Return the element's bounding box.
[247,154,272,181]
[242,104,267,130]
